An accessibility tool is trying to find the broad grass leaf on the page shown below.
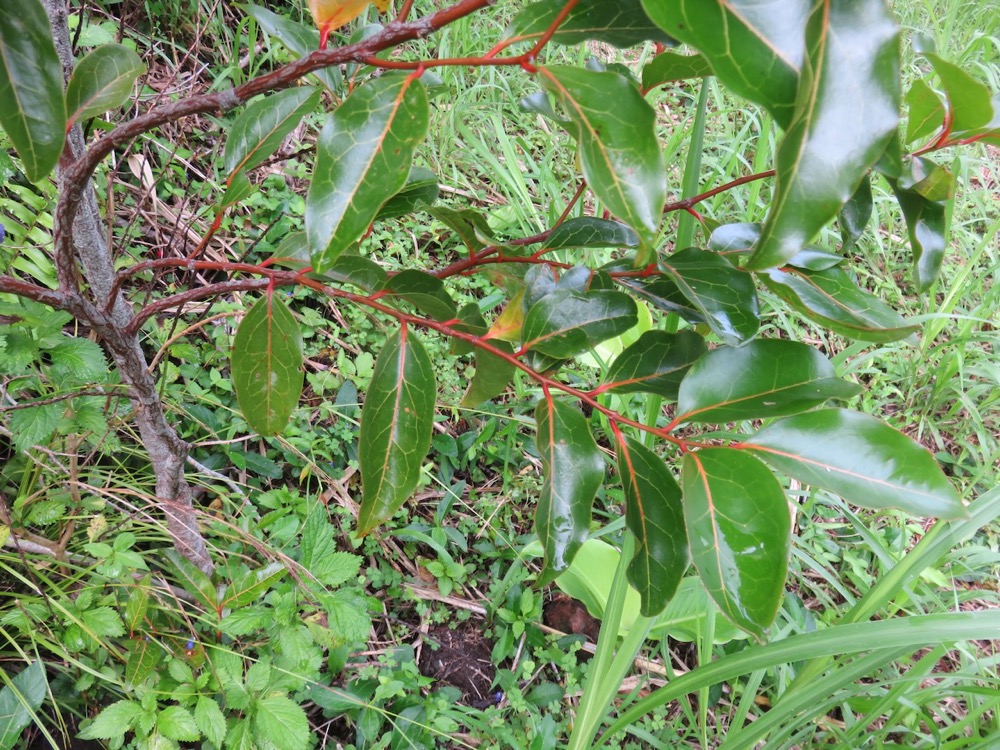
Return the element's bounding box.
[744,408,966,519]
[677,339,860,423]
[307,75,428,270]
[617,436,687,617]
[232,294,304,437]
[65,45,145,127]
[534,399,604,584]
[682,448,790,641]
[539,66,665,261]
[0,3,66,182]
[749,0,900,270]
[357,328,435,534]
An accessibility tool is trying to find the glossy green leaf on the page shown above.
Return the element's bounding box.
[428,206,499,254]
[449,302,487,357]
[221,563,287,609]
[660,248,760,345]
[916,44,994,132]
[539,66,665,261]
[763,266,919,342]
[786,247,844,271]
[839,175,873,251]
[522,290,638,359]
[708,222,760,254]
[320,254,388,292]
[307,75,429,271]
[617,436,687,617]
[603,330,707,400]
[243,4,340,91]
[534,399,603,585]
[891,182,947,292]
[748,0,900,270]
[65,45,145,127]
[506,0,671,49]
[375,167,439,220]
[682,448,790,641]
[616,275,705,326]
[224,86,320,177]
[0,660,47,750]
[545,218,640,250]
[357,328,436,534]
[232,294,304,437]
[677,339,860,423]
[642,52,713,91]
[905,78,946,144]
[383,269,457,322]
[745,408,966,519]
[641,0,808,128]
[124,638,162,688]
[896,156,955,202]
[0,0,66,182]
[462,340,516,407]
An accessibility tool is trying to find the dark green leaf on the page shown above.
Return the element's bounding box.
[540,66,665,261]
[745,408,966,519]
[428,206,500,254]
[321,254,388,292]
[0,1,66,182]
[307,75,429,270]
[375,167,439,220]
[748,0,900,270]
[65,45,145,127]
[462,340,516,407]
[358,328,435,534]
[534,399,604,585]
[916,44,994,132]
[383,269,457,321]
[449,303,486,356]
[642,0,807,128]
[617,436,687,617]
[642,52,713,91]
[677,339,860,423]
[243,4,340,90]
[224,87,320,177]
[763,266,918,342]
[682,448,789,641]
[660,248,760,345]
[522,290,638,359]
[0,660,47,749]
[708,223,760,254]
[891,182,947,292]
[232,294,304,437]
[603,330,707,400]
[124,638,161,688]
[786,247,845,271]
[905,78,946,144]
[616,275,705,325]
[506,0,672,49]
[545,218,640,250]
[839,175,873,251]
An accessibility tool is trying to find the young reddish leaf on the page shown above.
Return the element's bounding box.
[660,248,760,346]
[0,1,66,182]
[357,328,436,534]
[65,45,146,128]
[224,86,321,177]
[522,290,638,359]
[763,266,919,342]
[539,66,666,262]
[641,0,808,128]
[603,330,707,400]
[506,0,671,49]
[744,409,966,519]
[617,436,687,617]
[232,294,304,437]
[677,339,860,423]
[682,448,790,641]
[306,75,428,271]
[534,399,604,585]
[748,0,900,270]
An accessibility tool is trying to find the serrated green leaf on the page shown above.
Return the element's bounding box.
[763,266,918,342]
[224,86,320,177]
[195,696,226,749]
[0,660,47,750]
[641,0,808,128]
[306,75,429,270]
[677,339,860,423]
[534,399,604,585]
[682,449,789,641]
[157,705,199,742]
[382,269,457,322]
[744,408,966,519]
[905,77,946,144]
[81,607,124,639]
[748,0,900,270]
[253,695,309,749]
[603,330,707,400]
[522,290,638,359]
[641,52,713,91]
[49,337,108,383]
[300,509,362,586]
[0,2,66,182]
[243,4,340,91]
[219,607,269,637]
[617,436,687,617]
[545,217,640,250]
[358,328,435,534]
[65,44,146,127]
[506,0,671,49]
[78,700,144,740]
[539,66,665,261]
[8,402,62,450]
[221,562,287,608]
[375,166,439,220]
[232,294,303,437]
[660,248,760,345]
